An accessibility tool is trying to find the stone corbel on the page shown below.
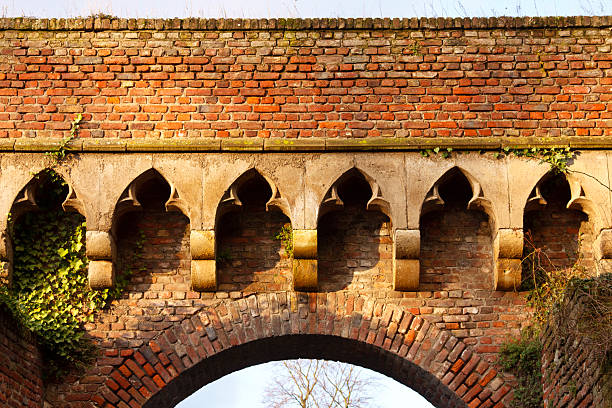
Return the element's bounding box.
[494,229,523,291]
[191,230,216,291]
[0,231,12,285]
[86,230,115,289]
[292,230,317,291]
[595,229,612,275]
[393,229,420,291]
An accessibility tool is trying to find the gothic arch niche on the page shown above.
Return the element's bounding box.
[215,169,292,293]
[419,167,495,291]
[522,173,596,284]
[317,168,393,292]
[5,168,86,286]
[112,169,191,299]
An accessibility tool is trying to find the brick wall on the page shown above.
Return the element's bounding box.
[0,17,611,140]
[318,205,393,292]
[523,176,595,274]
[541,280,611,408]
[1,15,610,408]
[217,208,292,294]
[0,306,43,408]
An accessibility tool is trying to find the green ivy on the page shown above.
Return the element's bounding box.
[46,113,82,164]
[275,223,293,258]
[496,146,574,174]
[0,169,128,380]
[499,331,543,408]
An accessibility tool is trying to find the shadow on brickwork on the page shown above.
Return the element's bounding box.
[216,172,292,293]
[115,173,191,309]
[420,169,494,291]
[318,171,392,292]
[522,173,595,282]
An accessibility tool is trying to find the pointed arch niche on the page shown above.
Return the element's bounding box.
[214,169,293,294]
[105,169,191,295]
[419,167,496,292]
[522,173,596,286]
[317,168,393,293]
[2,169,86,287]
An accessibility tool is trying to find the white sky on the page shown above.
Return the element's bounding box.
[2,0,609,406]
[1,0,611,18]
[175,360,435,408]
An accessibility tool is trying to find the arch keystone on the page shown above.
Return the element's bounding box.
[393,229,420,291]
[293,229,317,291]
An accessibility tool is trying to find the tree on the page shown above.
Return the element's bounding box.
[263,359,378,408]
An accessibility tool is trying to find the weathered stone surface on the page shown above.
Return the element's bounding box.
[88,260,114,289]
[191,259,216,291]
[293,259,317,291]
[190,230,215,260]
[292,230,317,259]
[494,259,521,291]
[394,229,420,259]
[85,230,115,260]
[495,228,523,259]
[393,259,419,291]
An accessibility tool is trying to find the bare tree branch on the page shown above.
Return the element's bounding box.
[264,359,378,408]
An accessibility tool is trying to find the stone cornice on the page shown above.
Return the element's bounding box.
[1,16,612,32]
[1,137,610,153]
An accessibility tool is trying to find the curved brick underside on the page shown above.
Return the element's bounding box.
[80,294,511,408]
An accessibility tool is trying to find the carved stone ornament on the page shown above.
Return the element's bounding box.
[319,168,391,221]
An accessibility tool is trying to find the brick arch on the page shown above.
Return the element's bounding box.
[93,294,510,408]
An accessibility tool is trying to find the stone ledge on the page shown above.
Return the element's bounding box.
[1,16,611,32]
[2,137,612,153]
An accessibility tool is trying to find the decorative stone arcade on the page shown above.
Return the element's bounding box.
[0,15,611,408]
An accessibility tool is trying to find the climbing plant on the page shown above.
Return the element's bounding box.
[275,223,293,258]
[45,113,82,165]
[0,169,129,380]
[499,330,543,408]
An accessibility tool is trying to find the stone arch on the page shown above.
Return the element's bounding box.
[317,168,393,292]
[419,167,496,291]
[522,172,596,276]
[1,169,86,285]
[107,168,192,292]
[215,168,293,292]
[215,167,292,226]
[9,168,86,223]
[420,166,496,232]
[113,168,191,226]
[317,167,392,224]
[84,295,510,408]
